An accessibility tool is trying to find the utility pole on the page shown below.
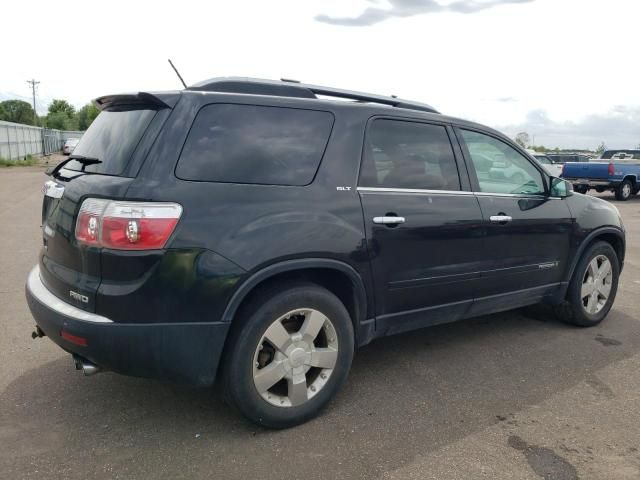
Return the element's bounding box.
[26,79,40,125]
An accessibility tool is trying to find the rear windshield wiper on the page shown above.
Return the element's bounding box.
[48,155,102,178]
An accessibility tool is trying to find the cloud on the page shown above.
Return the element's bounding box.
[498,107,640,150]
[315,0,535,26]
[496,96,518,103]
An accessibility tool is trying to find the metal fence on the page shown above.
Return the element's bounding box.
[0,120,83,160]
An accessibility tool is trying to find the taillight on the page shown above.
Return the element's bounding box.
[560,164,564,176]
[608,163,615,176]
[75,199,182,250]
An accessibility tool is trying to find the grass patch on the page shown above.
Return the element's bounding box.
[0,155,39,167]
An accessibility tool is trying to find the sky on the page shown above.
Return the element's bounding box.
[3,0,639,149]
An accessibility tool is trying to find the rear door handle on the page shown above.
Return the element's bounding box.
[489,215,512,223]
[373,216,406,225]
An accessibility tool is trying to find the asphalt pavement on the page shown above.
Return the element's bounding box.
[1,165,639,479]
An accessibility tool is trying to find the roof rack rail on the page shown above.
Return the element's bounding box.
[187,77,439,114]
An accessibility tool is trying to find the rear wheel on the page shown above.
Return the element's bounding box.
[223,283,354,428]
[574,185,589,194]
[555,241,619,327]
[615,179,633,201]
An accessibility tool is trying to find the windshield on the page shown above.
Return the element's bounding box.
[65,108,157,175]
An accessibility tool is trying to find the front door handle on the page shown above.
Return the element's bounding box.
[489,215,513,223]
[373,216,406,225]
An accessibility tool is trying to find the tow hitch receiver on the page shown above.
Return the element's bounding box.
[31,325,46,339]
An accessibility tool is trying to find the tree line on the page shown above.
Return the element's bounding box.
[512,132,636,155]
[0,99,99,131]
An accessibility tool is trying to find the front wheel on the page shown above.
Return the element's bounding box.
[615,179,633,201]
[556,241,619,327]
[223,283,354,428]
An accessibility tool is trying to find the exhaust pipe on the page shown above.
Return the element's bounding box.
[73,355,102,376]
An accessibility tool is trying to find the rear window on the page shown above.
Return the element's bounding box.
[175,104,334,185]
[65,108,157,175]
[602,150,640,160]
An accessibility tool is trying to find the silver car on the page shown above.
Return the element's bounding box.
[62,138,80,155]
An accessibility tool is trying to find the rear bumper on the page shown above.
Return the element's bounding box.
[25,265,229,386]
[564,178,614,188]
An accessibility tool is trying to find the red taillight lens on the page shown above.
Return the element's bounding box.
[101,217,179,250]
[608,163,615,176]
[75,199,182,250]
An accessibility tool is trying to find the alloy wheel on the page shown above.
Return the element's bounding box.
[253,308,339,407]
[581,255,613,315]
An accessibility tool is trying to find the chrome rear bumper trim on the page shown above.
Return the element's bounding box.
[27,265,113,324]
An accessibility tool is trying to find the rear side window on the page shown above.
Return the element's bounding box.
[66,108,157,176]
[359,119,460,191]
[176,104,334,185]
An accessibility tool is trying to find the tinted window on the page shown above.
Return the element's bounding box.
[460,130,545,195]
[176,104,334,185]
[66,109,157,175]
[359,119,460,190]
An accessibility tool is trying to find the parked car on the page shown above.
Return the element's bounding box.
[561,150,640,200]
[62,138,80,155]
[547,153,592,164]
[26,78,625,428]
[527,150,563,177]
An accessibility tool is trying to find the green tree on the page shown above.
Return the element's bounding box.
[595,141,607,156]
[77,103,100,130]
[46,99,78,130]
[47,99,76,116]
[0,100,36,125]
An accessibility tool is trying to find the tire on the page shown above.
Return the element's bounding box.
[223,282,354,428]
[615,179,633,201]
[555,241,619,327]
[574,185,588,194]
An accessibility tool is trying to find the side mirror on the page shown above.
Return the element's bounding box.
[549,177,573,198]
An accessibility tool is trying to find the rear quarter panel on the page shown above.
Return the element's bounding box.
[124,93,375,322]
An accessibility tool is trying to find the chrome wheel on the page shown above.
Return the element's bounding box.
[581,255,613,315]
[253,308,339,408]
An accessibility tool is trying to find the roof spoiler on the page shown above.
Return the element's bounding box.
[93,92,180,111]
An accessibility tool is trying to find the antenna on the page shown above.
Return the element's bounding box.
[168,59,187,89]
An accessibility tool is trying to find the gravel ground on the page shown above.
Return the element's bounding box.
[0,168,639,479]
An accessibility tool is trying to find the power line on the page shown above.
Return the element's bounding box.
[26,79,40,124]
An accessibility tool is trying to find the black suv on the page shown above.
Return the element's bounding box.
[26,78,625,428]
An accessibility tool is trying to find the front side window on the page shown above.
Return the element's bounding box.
[359,119,460,191]
[176,104,334,185]
[460,130,545,195]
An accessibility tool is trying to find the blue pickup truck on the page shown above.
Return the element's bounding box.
[561,149,640,201]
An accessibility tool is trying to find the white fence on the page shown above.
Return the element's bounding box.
[0,120,83,160]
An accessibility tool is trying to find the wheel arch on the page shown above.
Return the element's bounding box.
[221,258,369,341]
[565,227,625,285]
